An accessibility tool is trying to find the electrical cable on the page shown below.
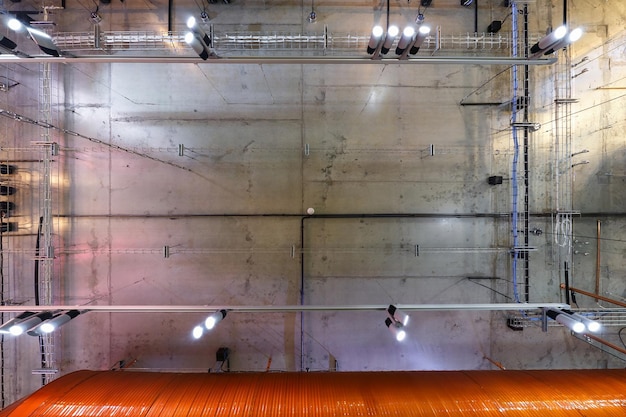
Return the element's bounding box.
[618,327,626,349]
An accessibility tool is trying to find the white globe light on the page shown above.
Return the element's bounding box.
[403,26,415,38]
[205,316,217,330]
[307,208,315,215]
[396,329,406,342]
[192,325,203,339]
[554,25,567,40]
[372,26,384,37]
[40,322,56,333]
[8,19,22,31]
[586,321,601,333]
[9,325,23,336]
[388,25,399,37]
[571,321,585,333]
[568,27,583,43]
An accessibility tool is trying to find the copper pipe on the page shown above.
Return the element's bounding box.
[483,355,506,370]
[3,370,626,416]
[584,333,626,356]
[596,220,601,302]
[562,284,626,308]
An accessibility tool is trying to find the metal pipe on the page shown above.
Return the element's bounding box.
[563,284,626,308]
[0,56,557,65]
[584,333,626,356]
[0,303,568,313]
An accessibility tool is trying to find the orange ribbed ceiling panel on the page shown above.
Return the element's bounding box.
[1,369,626,416]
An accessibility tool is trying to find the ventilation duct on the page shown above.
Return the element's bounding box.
[1,369,626,416]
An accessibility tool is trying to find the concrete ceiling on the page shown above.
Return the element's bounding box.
[1,0,626,408]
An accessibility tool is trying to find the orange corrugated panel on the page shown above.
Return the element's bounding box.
[2,370,626,416]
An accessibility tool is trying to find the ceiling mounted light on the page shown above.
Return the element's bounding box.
[8,311,54,336]
[25,27,61,56]
[542,27,583,55]
[0,312,36,333]
[186,16,211,48]
[192,325,204,339]
[205,309,227,330]
[387,304,409,326]
[380,25,399,55]
[409,25,430,55]
[185,32,210,60]
[395,26,415,55]
[545,309,585,333]
[28,310,83,336]
[564,310,601,333]
[460,0,473,6]
[529,25,567,58]
[366,25,384,55]
[385,317,406,342]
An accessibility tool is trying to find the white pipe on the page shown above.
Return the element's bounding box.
[0,56,556,65]
[0,303,568,313]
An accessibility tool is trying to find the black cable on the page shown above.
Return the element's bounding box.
[618,327,626,350]
[34,216,43,306]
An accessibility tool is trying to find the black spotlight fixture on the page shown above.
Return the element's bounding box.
[420,0,432,6]
[460,0,473,5]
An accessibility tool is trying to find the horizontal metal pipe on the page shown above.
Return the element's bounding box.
[0,55,557,65]
[562,285,626,308]
[0,303,568,313]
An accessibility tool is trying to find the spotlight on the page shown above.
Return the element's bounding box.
[564,310,601,333]
[8,311,53,336]
[185,32,210,60]
[204,309,227,330]
[545,309,585,333]
[186,16,211,47]
[0,312,36,333]
[28,310,83,336]
[395,26,415,55]
[543,27,583,55]
[192,325,204,339]
[385,317,406,342]
[460,0,473,6]
[366,25,384,55]
[380,25,399,55]
[387,304,409,326]
[200,11,209,23]
[7,18,23,31]
[529,25,567,58]
[25,27,61,56]
[308,10,316,23]
[409,25,430,55]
